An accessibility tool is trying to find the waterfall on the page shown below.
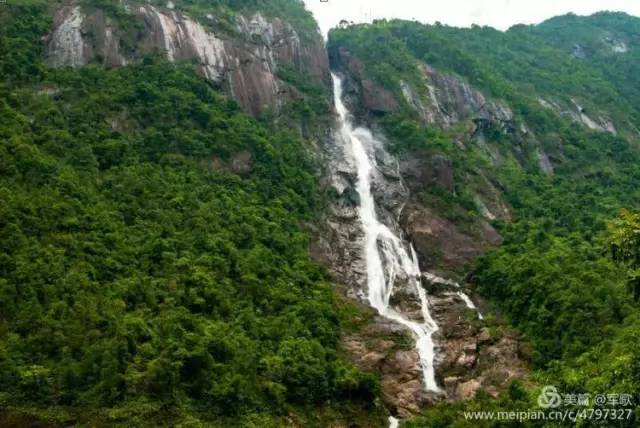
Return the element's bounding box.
[332,73,441,393]
[456,291,484,320]
[423,272,484,319]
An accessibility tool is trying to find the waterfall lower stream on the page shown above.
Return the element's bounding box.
[332,74,441,423]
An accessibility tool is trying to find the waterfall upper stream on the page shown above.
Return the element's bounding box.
[332,73,441,394]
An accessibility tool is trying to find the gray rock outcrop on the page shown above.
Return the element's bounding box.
[45,1,330,116]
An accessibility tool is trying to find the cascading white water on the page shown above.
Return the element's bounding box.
[423,272,484,320]
[388,416,399,428]
[332,73,441,393]
[456,291,484,320]
[422,272,483,319]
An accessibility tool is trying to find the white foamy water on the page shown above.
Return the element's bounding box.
[332,73,441,393]
[456,291,484,320]
[388,416,399,428]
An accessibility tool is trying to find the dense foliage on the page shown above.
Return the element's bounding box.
[0,2,378,426]
[6,0,640,425]
[532,12,640,116]
[329,13,640,426]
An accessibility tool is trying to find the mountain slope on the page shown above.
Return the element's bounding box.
[0,1,383,426]
[4,1,640,426]
[532,12,640,115]
[328,13,640,425]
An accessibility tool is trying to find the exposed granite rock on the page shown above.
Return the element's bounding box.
[361,79,400,114]
[206,150,253,176]
[229,150,253,175]
[477,327,491,344]
[342,275,530,415]
[475,173,512,222]
[330,49,518,272]
[538,97,617,134]
[312,125,366,295]
[45,1,330,116]
[569,98,617,134]
[367,132,408,221]
[318,123,527,419]
[47,5,86,68]
[537,148,554,175]
[381,350,428,417]
[326,45,531,418]
[419,64,514,129]
[428,279,530,402]
[342,320,432,419]
[329,47,400,116]
[396,145,511,274]
[314,119,409,294]
[604,36,628,53]
[400,153,454,193]
[401,205,501,274]
[456,379,482,400]
[572,43,590,59]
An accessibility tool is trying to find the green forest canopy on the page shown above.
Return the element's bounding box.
[0,2,376,426]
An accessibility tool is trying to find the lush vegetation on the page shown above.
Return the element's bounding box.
[6,0,640,425]
[0,2,383,426]
[329,13,640,426]
[531,12,640,116]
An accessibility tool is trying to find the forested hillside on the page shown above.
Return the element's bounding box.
[0,1,381,426]
[5,0,640,426]
[329,13,640,426]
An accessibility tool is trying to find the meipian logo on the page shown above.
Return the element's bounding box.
[538,385,563,409]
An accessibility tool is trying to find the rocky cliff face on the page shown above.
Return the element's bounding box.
[330,47,515,133]
[317,45,533,416]
[341,274,529,417]
[329,47,400,116]
[313,87,528,419]
[313,109,408,296]
[538,97,617,134]
[45,1,330,116]
[46,4,530,417]
[329,46,518,275]
[410,63,515,131]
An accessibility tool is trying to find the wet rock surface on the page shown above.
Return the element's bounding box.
[311,126,367,295]
[342,276,530,416]
[426,277,530,402]
[401,204,502,274]
[319,74,529,416]
[342,320,431,418]
[314,114,409,294]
